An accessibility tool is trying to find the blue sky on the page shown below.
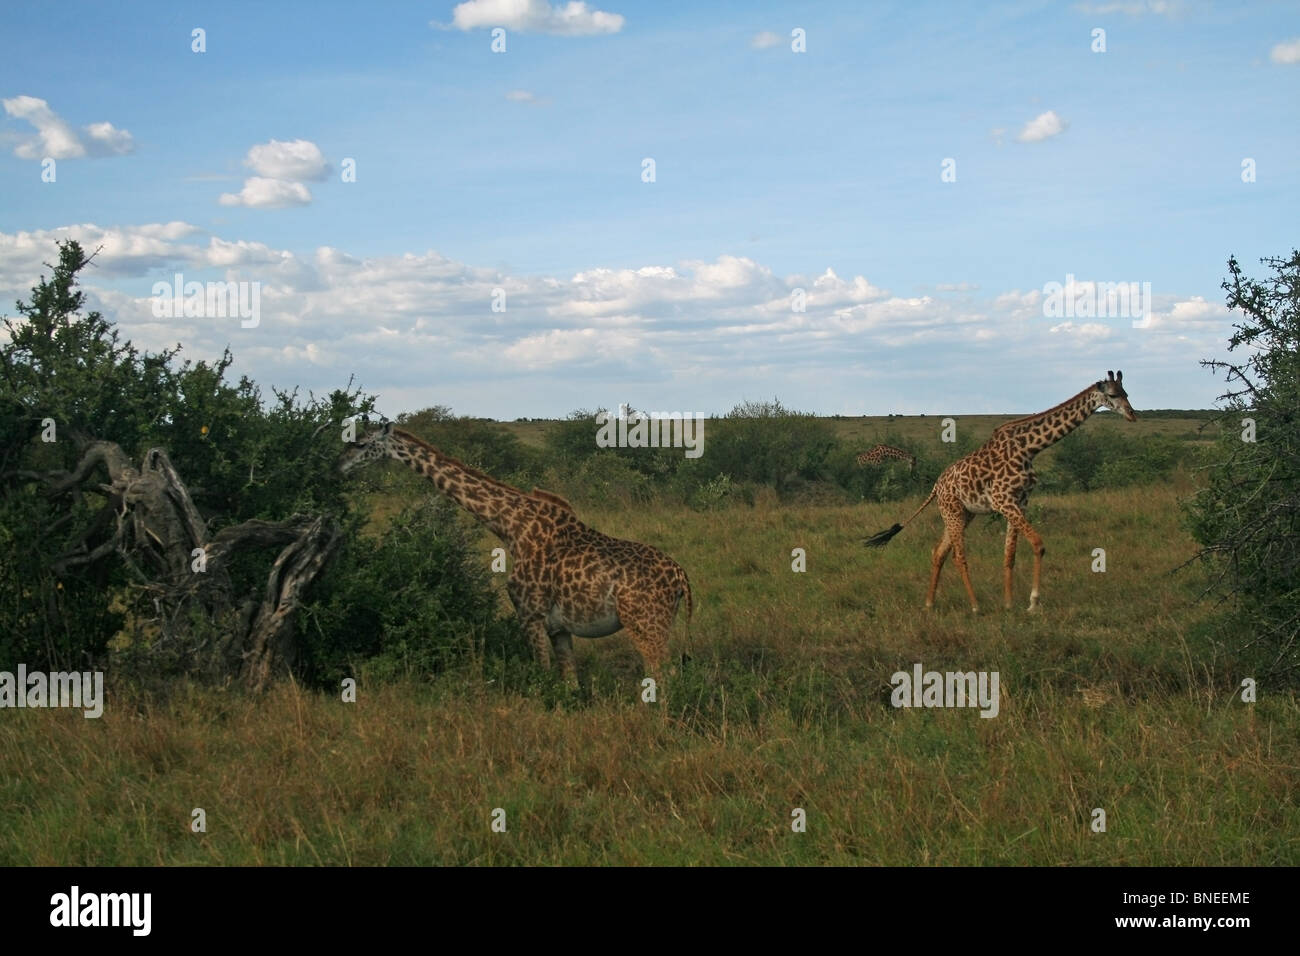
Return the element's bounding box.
[2,0,1297,419]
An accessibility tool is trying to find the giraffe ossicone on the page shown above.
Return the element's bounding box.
[864,371,1138,613]
[338,421,693,686]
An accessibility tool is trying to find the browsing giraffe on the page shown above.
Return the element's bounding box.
[338,422,692,686]
[856,444,917,471]
[864,371,1138,612]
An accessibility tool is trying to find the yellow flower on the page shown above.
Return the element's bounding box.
[201,425,209,435]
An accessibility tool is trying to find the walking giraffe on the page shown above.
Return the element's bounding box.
[864,371,1138,612]
[338,422,692,685]
[856,444,917,471]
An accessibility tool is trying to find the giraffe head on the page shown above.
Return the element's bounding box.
[337,420,400,474]
[1096,370,1137,421]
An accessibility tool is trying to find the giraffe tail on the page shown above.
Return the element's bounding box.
[676,567,694,665]
[864,488,937,547]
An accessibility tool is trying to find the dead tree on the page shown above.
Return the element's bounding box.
[30,438,339,691]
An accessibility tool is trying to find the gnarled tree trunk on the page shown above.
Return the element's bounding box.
[35,439,340,690]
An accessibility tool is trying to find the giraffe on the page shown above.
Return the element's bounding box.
[337,422,693,686]
[856,443,917,471]
[864,371,1137,612]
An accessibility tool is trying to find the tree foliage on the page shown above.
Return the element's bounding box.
[0,241,372,678]
[1187,251,1300,676]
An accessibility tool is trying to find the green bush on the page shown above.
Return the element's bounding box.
[570,452,655,508]
[1049,427,1184,492]
[397,406,543,487]
[704,399,836,496]
[1187,251,1300,677]
[0,240,493,691]
[296,496,517,687]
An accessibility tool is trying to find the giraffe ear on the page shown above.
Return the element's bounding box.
[381,421,394,436]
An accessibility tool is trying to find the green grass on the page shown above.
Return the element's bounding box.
[3,464,1296,865]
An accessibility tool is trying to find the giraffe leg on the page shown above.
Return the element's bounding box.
[549,630,578,688]
[615,593,673,693]
[1001,505,1045,611]
[926,528,952,610]
[520,616,553,671]
[1002,522,1019,611]
[931,504,977,612]
[950,522,979,614]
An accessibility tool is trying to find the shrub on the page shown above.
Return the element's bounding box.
[704,399,836,496]
[296,495,516,686]
[397,406,543,487]
[1186,251,1300,677]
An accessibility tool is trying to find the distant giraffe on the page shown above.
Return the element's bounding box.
[338,422,692,686]
[864,371,1138,612]
[856,443,917,471]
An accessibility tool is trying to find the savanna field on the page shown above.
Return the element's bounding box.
[3,412,1296,866]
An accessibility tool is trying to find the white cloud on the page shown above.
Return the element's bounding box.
[446,0,624,35]
[0,223,202,285]
[205,237,293,267]
[2,96,134,160]
[751,31,781,49]
[1016,110,1067,143]
[217,139,328,208]
[219,177,313,209]
[994,289,1043,320]
[1049,321,1111,339]
[502,327,642,368]
[1270,38,1300,64]
[0,224,1234,416]
[1138,295,1226,331]
[244,139,328,181]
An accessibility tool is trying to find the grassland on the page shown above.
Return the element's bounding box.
[1,414,1296,865]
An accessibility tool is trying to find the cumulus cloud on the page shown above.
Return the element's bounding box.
[216,139,328,208]
[1049,321,1111,339]
[0,224,1235,416]
[219,177,313,209]
[2,96,134,160]
[0,223,202,286]
[1136,295,1226,332]
[1270,38,1300,64]
[445,0,624,35]
[1016,110,1067,143]
[244,139,328,181]
[751,31,781,49]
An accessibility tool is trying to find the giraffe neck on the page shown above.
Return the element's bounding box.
[1003,385,1104,457]
[386,430,532,542]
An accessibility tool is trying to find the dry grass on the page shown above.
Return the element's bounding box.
[2,468,1296,865]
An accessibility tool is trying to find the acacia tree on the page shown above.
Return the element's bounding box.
[1188,251,1300,677]
[0,240,371,687]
